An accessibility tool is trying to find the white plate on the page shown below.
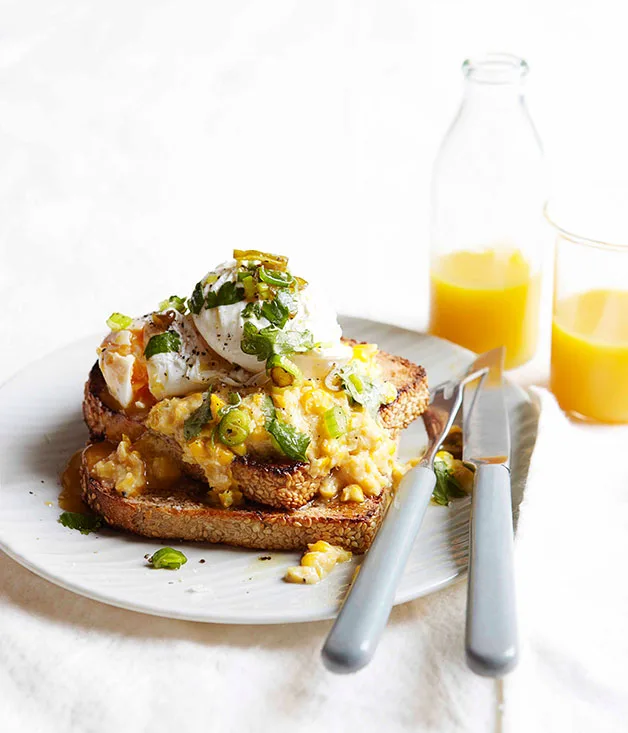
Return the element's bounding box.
[0,317,538,624]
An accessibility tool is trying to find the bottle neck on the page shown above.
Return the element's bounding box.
[461,54,528,112]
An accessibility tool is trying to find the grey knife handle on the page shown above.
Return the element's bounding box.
[466,463,518,677]
[322,465,436,674]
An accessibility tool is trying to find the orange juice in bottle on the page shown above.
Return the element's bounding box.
[429,248,541,369]
[551,289,628,423]
[430,54,545,369]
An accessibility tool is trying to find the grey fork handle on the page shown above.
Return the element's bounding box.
[466,463,518,677]
[322,465,436,674]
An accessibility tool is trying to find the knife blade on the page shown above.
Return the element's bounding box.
[463,346,518,677]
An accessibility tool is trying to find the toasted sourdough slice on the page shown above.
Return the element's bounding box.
[83,342,429,510]
[80,450,390,553]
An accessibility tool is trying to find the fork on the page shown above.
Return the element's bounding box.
[321,371,484,674]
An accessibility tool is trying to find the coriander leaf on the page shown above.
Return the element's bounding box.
[432,460,467,506]
[148,547,188,570]
[159,295,187,314]
[183,389,214,440]
[240,323,314,363]
[205,281,245,309]
[144,330,182,359]
[261,394,276,422]
[58,511,102,535]
[260,297,290,328]
[242,301,262,319]
[188,281,205,315]
[267,418,310,462]
[241,321,274,362]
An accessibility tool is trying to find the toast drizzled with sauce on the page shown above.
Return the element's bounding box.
[76,251,429,552]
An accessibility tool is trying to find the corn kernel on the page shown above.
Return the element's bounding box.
[308,540,335,553]
[272,392,287,409]
[283,541,352,584]
[435,450,454,470]
[284,566,320,584]
[319,479,338,500]
[210,393,226,417]
[214,444,235,466]
[188,439,207,460]
[218,489,243,508]
[341,484,365,503]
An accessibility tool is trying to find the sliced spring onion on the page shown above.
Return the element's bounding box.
[217,409,251,446]
[106,312,133,331]
[323,406,348,439]
[233,249,288,271]
[267,355,302,387]
[324,367,342,391]
[158,295,187,314]
[256,282,270,300]
[259,266,294,288]
[148,547,188,570]
[241,276,256,300]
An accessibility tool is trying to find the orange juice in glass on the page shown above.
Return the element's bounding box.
[548,200,628,423]
[429,248,541,369]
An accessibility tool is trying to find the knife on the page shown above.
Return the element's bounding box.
[463,346,518,677]
[321,368,486,674]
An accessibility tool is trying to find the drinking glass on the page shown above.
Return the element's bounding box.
[547,194,628,423]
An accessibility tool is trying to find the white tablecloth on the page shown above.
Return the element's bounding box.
[2,2,627,731]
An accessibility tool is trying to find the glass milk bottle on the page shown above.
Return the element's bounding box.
[429,54,545,369]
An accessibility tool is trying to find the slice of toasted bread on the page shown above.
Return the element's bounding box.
[80,449,390,553]
[83,343,428,510]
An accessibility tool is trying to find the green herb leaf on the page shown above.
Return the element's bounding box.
[267,418,310,462]
[261,395,276,422]
[205,281,245,309]
[183,389,214,440]
[240,323,314,363]
[106,312,133,331]
[260,297,290,328]
[58,511,102,535]
[242,301,262,319]
[158,295,187,314]
[144,330,182,359]
[188,282,205,314]
[148,547,188,570]
[432,459,467,506]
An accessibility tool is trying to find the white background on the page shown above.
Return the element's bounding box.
[0,2,626,732]
[1,0,627,380]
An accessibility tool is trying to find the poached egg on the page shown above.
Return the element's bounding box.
[98,253,351,409]
[192,260,351,376]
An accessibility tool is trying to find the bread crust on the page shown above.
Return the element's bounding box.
[80,452,390,553]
